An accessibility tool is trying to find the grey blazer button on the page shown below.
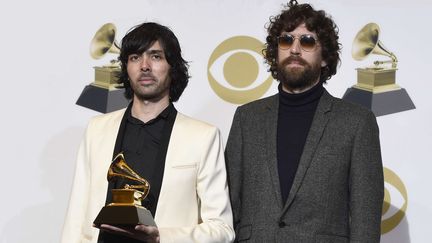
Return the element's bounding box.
[278,221,286,228]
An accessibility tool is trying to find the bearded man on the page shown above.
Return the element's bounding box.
[225,2,384,242]
[62,22,234,243]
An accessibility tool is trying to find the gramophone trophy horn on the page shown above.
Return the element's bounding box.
[352,22,397,68]
[94,153,156,226]
[90,23,120,60]
[76,23,129,114]
[107,153,150,201]
[342,22,415,116]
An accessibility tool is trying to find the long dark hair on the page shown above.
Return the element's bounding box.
[118,22,189,102]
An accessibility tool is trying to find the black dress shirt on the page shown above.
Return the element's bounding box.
[99,102,177,243]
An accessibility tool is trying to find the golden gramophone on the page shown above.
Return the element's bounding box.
[90,23,121,90]
[76,23,130,113]
[342,22,415,116]
[93,153,156,226]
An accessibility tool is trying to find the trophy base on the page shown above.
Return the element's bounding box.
[94,205,156,226]
[76,84,129,113]
[342,87,415,117]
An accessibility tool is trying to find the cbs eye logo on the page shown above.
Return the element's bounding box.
[381,167,408,234]
[207,36,273,104]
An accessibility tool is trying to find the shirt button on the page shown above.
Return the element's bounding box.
[278,221,286,228]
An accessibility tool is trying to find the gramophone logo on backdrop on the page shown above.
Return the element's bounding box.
[342,23,415,116]
[343,23,411,235]
[207,36,273,104]
[76,23,129,113]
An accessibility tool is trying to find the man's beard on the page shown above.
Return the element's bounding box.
[134,86,168,102]
[130,75,170,102]
[277,56,321,92]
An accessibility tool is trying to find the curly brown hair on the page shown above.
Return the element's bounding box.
[264,2,341,82]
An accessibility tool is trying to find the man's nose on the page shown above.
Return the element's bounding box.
[290,39,301,55]
[140,57,151,72]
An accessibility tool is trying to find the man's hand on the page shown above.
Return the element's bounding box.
[98,224,160,243]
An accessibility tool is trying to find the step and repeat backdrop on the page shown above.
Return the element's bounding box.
[0,0,430,242]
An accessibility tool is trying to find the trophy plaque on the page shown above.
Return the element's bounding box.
[94,153,156,226]
[76,23,129,113]
[342,23,415,116]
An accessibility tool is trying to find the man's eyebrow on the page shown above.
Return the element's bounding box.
[146,49,165,55]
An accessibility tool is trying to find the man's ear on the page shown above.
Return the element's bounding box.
[321,60,327,67]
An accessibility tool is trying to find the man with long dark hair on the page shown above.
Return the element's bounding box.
[226,1,384,242]
[62,22,234,243]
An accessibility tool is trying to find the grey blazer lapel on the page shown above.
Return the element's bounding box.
[281,90,334,215]
[264,95,284,210]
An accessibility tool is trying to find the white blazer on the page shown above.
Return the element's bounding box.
[61,109,234,243]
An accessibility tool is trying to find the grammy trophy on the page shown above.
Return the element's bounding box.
[93,153,156,226]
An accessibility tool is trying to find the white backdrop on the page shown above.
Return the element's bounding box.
[1,0,431,242]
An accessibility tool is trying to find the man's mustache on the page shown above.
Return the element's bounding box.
[138,73,156,80]
[279,56,308,67]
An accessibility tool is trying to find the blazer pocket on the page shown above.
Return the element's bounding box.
[171,163,197,169]
[315,233,348,243]
[236,224,252,242]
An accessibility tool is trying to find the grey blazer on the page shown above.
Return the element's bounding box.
[225,90,384,243]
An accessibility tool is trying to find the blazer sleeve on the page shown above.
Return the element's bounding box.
[224,108,243,232]
[349,111,384,242]
[158,126,235,243]
[61,124,91,243]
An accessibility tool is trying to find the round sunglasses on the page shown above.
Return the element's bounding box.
[277,34,319,52]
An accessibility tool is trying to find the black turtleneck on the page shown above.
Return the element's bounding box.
[277,82,324,204]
